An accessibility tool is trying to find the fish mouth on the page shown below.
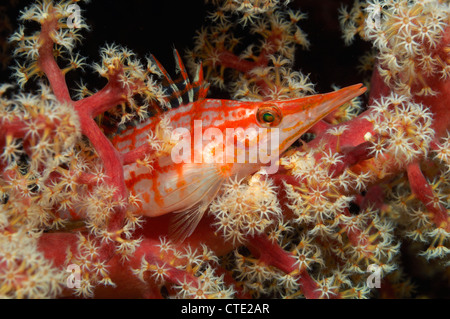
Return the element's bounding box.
[281,83,366,117]
[277,83,366,152]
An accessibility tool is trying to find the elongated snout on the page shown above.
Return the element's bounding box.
[274,83,366,153]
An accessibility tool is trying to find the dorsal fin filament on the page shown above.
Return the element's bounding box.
[150,50,210,109]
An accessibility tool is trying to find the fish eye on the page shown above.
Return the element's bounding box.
[256,105,282,128]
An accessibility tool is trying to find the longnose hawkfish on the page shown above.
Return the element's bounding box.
[113,50,366,240]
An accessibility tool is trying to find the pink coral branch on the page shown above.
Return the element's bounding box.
[247,234,322,299]
[74,74,127,117]
[406,161,449,230]
[37,16,71,102]
[35,18,132,261]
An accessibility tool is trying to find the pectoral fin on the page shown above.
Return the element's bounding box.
[165,163,226,242]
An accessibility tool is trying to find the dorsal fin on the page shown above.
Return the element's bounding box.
[149,50,209,109]
[148,53,183,108]
[173,49,194,103]
[194,61,209,101]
